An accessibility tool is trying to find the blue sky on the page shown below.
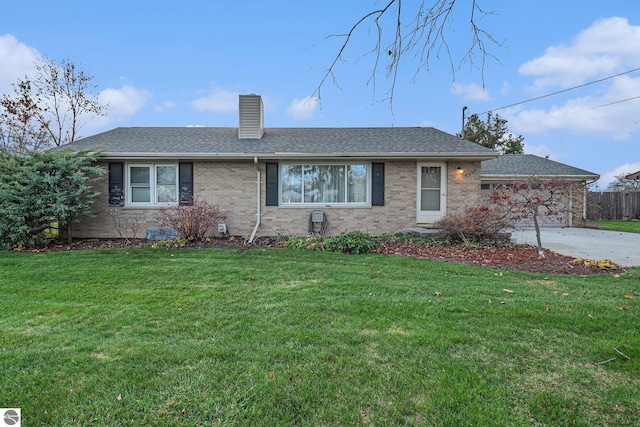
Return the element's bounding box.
[2,0,639,188]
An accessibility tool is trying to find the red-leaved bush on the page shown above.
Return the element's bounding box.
[434,205,513,245]
[158,200,228,241]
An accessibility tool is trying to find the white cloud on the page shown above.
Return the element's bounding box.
[507,74,640,136]
[500,81,512,96]
[99,85,152,118]
[191,88,238,112]
[451,82,491,101]
[286,96,319,120]
[0,34,40,94]
[599,161,640,188]
[508,17,640,138]
[520,17,640,91]
[82,85,152,132]
[154,100,176,112]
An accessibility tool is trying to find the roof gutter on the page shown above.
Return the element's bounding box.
[97,151,499,161]
[481,174,600,181]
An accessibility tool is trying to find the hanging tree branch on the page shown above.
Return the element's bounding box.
[313,0,503,109]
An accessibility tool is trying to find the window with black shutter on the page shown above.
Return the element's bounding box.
[179,162,194,205]
[108,162,124,206]
[372,162,384,206]
[265,162,279,206]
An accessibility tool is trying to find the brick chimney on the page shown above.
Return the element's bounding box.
[238,94,264,139]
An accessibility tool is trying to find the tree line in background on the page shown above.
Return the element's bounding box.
[605,174,640,192]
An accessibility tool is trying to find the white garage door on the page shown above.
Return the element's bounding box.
[481,185,570,228]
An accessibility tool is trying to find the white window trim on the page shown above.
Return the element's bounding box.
[279,161,371,207]
[126,163,179,207]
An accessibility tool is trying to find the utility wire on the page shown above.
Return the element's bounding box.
[477,66,640,115]
[515,95,640,127]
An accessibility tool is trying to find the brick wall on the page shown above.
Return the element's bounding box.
[445,160,482,217]
[73,159,485,238]
[570,183,588,227]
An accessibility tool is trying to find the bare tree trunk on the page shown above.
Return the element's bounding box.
[532,205,544,256]
[66,220,73,245]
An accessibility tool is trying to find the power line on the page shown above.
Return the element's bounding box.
[477,66,640,116]
[514,95,640,127]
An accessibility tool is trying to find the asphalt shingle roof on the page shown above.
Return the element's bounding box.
[481,154,599,179]
[63,127,498,159]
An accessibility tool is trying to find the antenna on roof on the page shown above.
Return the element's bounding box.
[461,106,468,138]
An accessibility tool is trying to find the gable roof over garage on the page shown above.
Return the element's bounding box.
[481,154,599,181]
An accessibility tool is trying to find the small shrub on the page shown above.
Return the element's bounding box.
[108,208,146,241]
[276,234,327,251]
[434,205,513,245]
[150,237,189,249]
[158,200,227,241]
[325,230,378,254]
[279,234,327,251]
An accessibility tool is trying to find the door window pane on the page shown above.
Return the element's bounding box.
[421,167,441,189]
[421,166,441,211]
[421,190,440,210]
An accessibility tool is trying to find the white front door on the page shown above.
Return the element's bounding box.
[417,163,447,223]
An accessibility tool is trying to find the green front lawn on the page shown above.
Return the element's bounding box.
[593,220,640,234]
[1,248,638,426]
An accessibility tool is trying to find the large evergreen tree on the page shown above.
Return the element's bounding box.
[0,149,103,248]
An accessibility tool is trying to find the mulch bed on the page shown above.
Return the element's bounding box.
[373,240,623,276]
[14,236,623,276]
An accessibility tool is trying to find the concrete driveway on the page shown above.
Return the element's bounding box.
[510,228,640,267]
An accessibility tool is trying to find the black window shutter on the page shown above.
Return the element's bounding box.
[265,162,279,206]
[108,162,124,206]
[372,162,384,206]
[179,162,194,205]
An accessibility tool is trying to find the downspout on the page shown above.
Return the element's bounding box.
[248,156,261,244]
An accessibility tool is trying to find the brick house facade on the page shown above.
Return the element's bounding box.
[73,158,485,239]
[63,95,598,240]
[64,96,598,240]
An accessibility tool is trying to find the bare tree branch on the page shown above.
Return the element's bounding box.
[314,0,503,110]
[312,1,397,103]
[0,57,109,153]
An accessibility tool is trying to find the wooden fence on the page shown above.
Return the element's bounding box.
[586,191,640,220]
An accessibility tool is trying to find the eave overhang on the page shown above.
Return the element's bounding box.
[481,173,600,182]
[96,151,500,161]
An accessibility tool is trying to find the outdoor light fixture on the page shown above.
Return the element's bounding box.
[456,166,464,174]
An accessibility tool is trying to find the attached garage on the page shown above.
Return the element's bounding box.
[481,154,599,228]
